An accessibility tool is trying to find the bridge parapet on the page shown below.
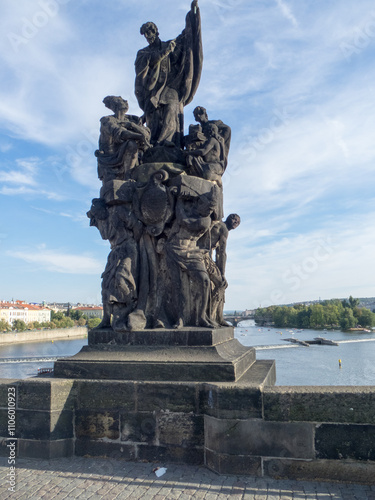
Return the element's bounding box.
[223,315,254,326]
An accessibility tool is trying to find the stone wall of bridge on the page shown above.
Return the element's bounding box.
[0,378,374,484]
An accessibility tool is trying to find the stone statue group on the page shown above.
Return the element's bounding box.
[87,1,240,332]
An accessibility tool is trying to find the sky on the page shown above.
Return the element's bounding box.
[1,0,375,310]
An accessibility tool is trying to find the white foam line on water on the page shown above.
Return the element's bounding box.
[253,338,375,350]
[255,344,299,350]
[337,339,375,344]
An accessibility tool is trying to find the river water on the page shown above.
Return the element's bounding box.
[0,323,375,385]
[235,320,375,386]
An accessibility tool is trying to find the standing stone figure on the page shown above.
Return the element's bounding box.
[87,198,139,332]
[193,106,231,168]
[165,186,219,328]
[199,214,241,325]
[95,96,151,183]
[185,123,225,186]
[135,0,203,148]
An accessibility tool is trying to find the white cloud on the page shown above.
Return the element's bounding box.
[225,212,375,309]
[1,0,375,306]
[9,245,102,275]
[0,157,39,186]
[275,0,298,27]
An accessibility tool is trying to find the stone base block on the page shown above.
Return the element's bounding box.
[75,440,204,465]
[204,415,314,459]
[17,438,74,459]
[205,449,262,476]
[263,458,375,485]
[54,327,256,382]
[88,326,234,346]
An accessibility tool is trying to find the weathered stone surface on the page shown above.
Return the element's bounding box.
[17,438,74,459]
[75,411,119,440]
[137,444,203,465]
[54,338,256,382]
[205,416,314,459]
[0,439,17,457]
[200,359,276,419]
[264,386,375,424]
[157,412,204,447]
[0,410,8,437]
[137,382,198,413]
[75,440,136,461]
[315,423,375,460]
[17,379,76,411]
[15,410,73,440]
[76,380,135,411]
[0,380,18,410]
[201,384,263,419]
[88,326,234,346]
[205,449,262,476]
[263,457,375,485]
[120,411,156,443]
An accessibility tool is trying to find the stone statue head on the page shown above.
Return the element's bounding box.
[206,123,219,138]
[193,106,208,124]
[103,96,129,114]
[140,22,159,45]
[87,198,108,226]
[87,199,112,241]
[225,213,241,231]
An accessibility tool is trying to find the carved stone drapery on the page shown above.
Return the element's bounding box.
[88,1,240,332]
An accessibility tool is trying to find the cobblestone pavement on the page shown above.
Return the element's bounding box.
[1,457,374,499]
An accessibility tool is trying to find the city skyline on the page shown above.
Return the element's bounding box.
[1,0,375,309]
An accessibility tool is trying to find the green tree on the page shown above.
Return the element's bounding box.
[324,304,340,327]
[69,309,85,321]
[88,318,101,329]
[51,311,65,322]
[0,319,11,332]
[77,317,87,326]
[12,320,27,332]
[348,296,360,308]
[310,304,326,328]
[340,308,356,330]
[296,307,311,328]
[357,308,375,328]
[273,307,288,328]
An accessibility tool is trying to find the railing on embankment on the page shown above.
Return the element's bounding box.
[0,327,88,345]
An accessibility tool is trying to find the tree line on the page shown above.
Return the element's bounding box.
[0,309,101,333]
[254,297,375,330]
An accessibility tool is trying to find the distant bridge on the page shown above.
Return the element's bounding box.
[223,315,254,327]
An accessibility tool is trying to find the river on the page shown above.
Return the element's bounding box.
[0,323,375,385]
[235,320,375,386]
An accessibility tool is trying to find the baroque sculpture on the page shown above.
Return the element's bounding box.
[88,1,240,332]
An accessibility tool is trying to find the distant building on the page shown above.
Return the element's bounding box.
[242,309,255,316]
[46,302,70,313]
[73,306,103,319]
[0,300,51,326]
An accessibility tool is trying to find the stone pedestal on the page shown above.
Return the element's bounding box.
[54,327,256,382]
[50,326,275,466]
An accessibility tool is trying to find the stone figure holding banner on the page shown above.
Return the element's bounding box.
[87,2,239,332]
[135,1,203,148]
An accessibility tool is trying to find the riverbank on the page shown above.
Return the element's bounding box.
[0,326,88,345]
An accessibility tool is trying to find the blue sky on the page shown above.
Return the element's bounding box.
[1,0,375,310]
